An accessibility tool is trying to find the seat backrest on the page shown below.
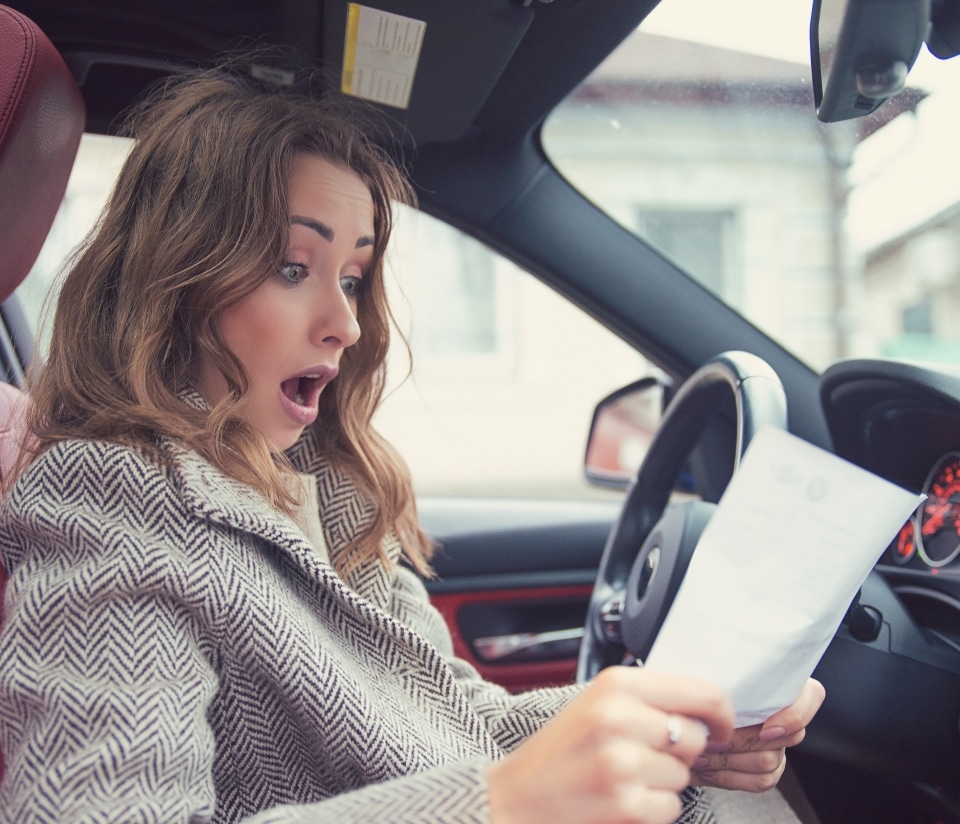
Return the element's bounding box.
[0,2,86,783]
[0,380,28,483]
[0,4,85,302]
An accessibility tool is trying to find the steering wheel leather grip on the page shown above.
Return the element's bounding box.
[577,351,788,682]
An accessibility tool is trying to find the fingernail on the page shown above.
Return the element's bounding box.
[705,740,733,753]
[759,725,786,742]
[693,756,710,770]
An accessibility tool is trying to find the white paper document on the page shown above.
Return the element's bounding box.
[643,427,922,727]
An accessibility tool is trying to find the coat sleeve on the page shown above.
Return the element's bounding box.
[0,455,221,821]
[386,568,716,824]
[387,566,584,753]
[241,760,491,824]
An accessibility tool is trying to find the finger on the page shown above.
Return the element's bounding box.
[594,783,683,824]
[761,678,826,739]
[586,697,709,767]
[657,713,710,767]
[595,667,735,743]
[538,790,683,824]
[593,740,693,794]
[711,723,805,754]
[694,767,786,793]
[716,678,825,754]
[695,747,786,777]
[756,728,806,749]
[693,753,787,793]
[568,688,702,773]
[622,786,684,824]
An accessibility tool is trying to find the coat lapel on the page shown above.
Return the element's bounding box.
[285,425,402,610]
[167,438,334,576]
[172,389,398,609]
[151,427,505,761]
[164,432,399,614]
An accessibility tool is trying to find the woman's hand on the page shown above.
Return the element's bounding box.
[691,677,826,792]
[487,667,734,824]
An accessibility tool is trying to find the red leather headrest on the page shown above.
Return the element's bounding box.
[0,5,85,304]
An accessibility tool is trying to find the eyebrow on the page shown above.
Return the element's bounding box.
[291,215,374,249]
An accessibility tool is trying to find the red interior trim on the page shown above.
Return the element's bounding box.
[430,584,592,693]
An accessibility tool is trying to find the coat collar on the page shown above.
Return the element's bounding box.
[285,424,403,606]
[170,389,300,547]
[167,436,400,613]
[166,436,329,568]
[169,389,400,608]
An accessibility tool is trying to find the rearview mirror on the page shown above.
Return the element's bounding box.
[584,376,667,489]
[811,0,929,123]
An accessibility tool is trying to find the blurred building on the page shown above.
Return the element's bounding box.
[863,202,960,363]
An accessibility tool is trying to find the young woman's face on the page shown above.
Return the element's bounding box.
[195,155,374,451]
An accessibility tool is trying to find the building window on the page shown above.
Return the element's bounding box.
[415,232,497,356]
[902,299,933,335]
[636,210,734,297]
[392,208,500,362]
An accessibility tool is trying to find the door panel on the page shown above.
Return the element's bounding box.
[420,497,620,692]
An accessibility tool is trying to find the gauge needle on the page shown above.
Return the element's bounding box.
[922,501,952,534]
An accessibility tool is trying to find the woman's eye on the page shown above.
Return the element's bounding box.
[278,262,308,284]
[340,275,364,299]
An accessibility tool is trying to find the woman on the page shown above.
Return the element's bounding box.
[0,68,822,823]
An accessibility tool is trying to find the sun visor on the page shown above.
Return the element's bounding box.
[325,0,533,146]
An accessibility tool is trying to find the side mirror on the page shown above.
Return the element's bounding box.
[811,0,929,123]
[584,376,668,489]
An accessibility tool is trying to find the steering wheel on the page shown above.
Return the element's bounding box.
[577,350,788,682]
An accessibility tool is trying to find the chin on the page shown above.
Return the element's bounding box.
[261,422,307,454]
[273,432,305,453]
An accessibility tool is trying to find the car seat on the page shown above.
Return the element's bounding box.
[0,1,86,780]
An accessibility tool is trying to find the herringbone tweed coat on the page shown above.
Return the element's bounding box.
[0,425,714,823]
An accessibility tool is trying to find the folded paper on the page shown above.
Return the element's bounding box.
[643,427,922,726]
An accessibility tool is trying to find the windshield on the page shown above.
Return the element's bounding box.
[543,0,960,372]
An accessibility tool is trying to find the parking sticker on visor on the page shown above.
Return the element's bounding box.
[342,4,426,109]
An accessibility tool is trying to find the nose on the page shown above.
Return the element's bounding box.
[312,281,361,350]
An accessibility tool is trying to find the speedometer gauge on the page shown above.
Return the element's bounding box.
[918,451,960,567]
[893,519,916,564]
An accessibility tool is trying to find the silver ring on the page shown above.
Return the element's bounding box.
[666,715,683,747]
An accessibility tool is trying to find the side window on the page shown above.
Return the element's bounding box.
[378,206,651,499]
[393,212,506,368]
[635,209,737,301]
[20,137,650,501]
[18,135,133,345]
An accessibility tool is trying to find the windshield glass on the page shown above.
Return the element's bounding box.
[543,0,960,371]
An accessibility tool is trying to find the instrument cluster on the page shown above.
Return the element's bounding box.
[819,358,960,574]
[888,451,960,570]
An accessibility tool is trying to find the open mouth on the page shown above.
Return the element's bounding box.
[281,374,326,408]
[278,368,337,428]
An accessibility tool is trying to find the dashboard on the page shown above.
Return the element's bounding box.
[822,359,960,566]
[820,357,960,664]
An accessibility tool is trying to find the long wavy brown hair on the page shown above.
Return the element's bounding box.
[23,67,433,577]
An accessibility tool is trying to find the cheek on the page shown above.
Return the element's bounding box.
[217,290,292,371]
